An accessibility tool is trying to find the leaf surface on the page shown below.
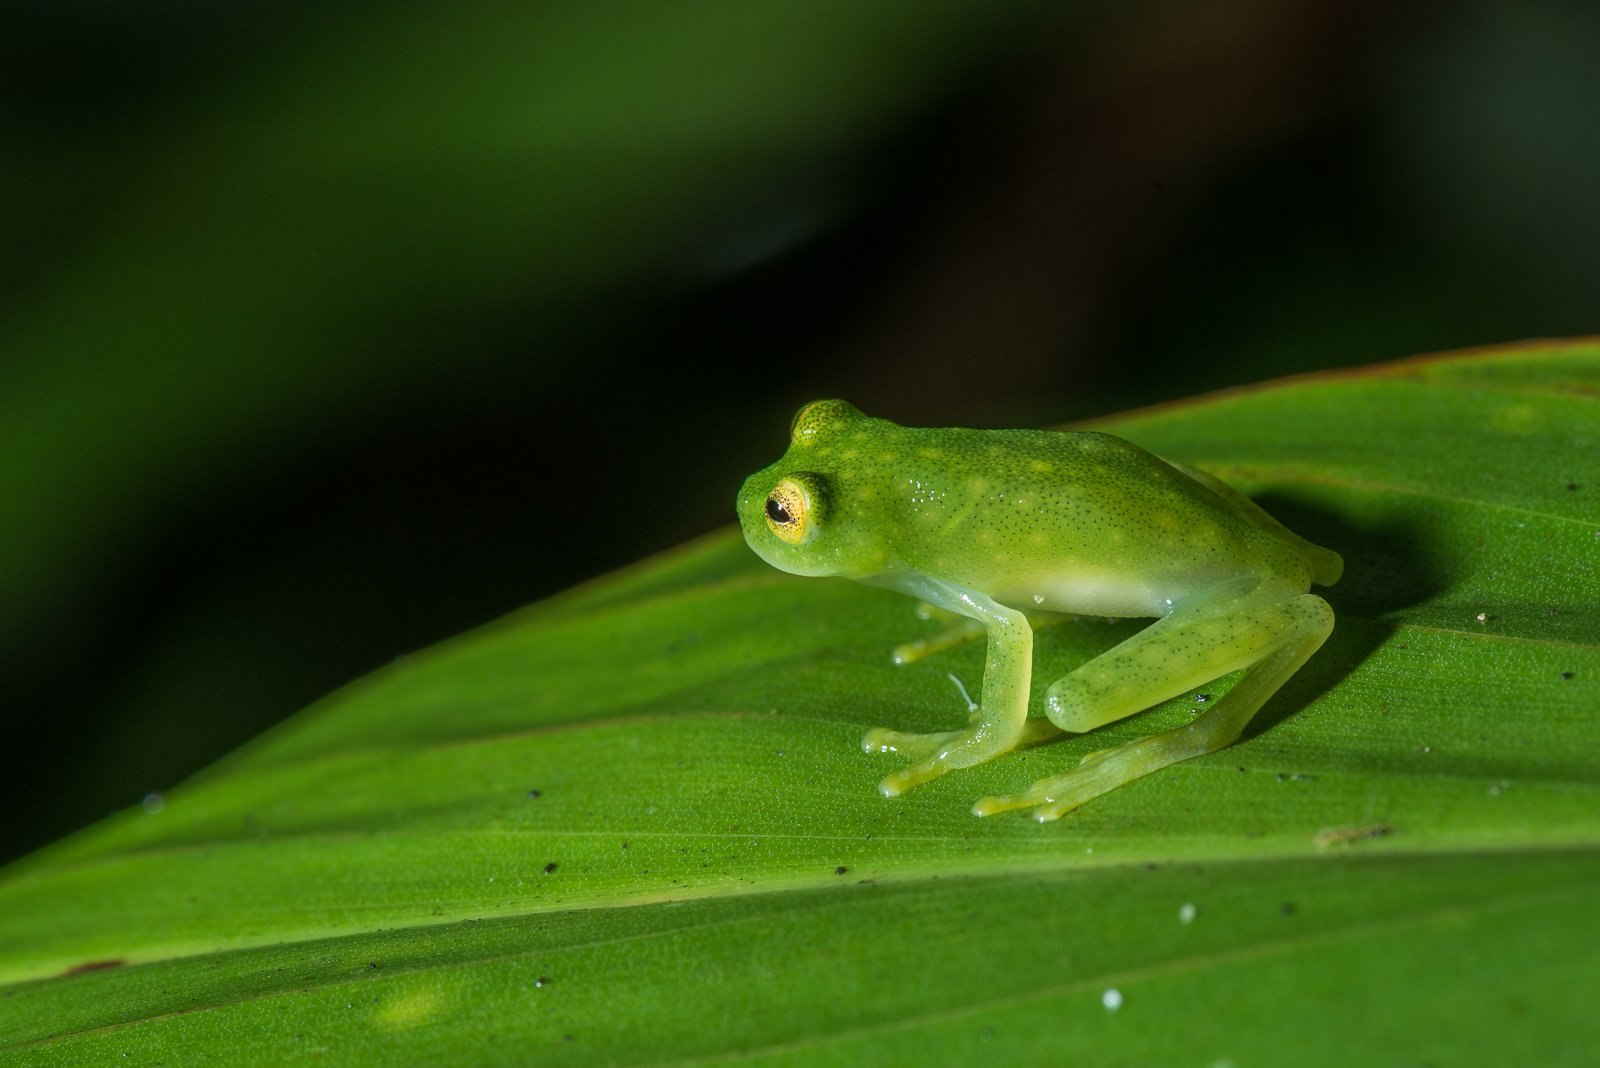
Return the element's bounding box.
[3,341,1598,1065]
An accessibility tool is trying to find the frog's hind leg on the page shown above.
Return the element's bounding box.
[973,582,1333,821]
[1167,460,1343,587]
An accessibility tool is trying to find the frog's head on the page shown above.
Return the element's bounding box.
[737,400,891,579]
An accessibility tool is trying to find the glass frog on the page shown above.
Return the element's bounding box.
[736,399,1342,821]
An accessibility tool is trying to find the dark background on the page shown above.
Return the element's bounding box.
[4,1,1597,864]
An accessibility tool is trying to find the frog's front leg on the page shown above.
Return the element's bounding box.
[863,580,1040,796]
[972,577,1333,820]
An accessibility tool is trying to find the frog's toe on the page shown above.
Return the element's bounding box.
[974,784,1088,820]
[877,761,947,797]
[971,791,1038,817]
[1030,798,1083,822]
[861,726,960,757]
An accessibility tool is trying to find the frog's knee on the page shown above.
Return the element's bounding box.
[1292,593,1335,638]
[1043,681,1096,732]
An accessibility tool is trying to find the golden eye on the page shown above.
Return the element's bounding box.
[764,479,811,545]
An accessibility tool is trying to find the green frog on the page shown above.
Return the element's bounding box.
[737,400,1341,821]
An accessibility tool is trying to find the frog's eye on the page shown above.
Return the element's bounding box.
[764,477,816,545]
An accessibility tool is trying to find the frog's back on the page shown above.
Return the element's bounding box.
[899,425,1171,490]
[877,424,1317,610]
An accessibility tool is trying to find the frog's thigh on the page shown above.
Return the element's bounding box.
[977,592,1333,820]
[1042,587,1295,734]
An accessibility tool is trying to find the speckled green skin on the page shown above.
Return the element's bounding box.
[738,400,1342,821]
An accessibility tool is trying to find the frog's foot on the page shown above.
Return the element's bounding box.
[971,786,1054,819]
[861,726,964,760]
[876,748,968,797]
[871,719,1065,796]
[978,660,1309,820]
[971,743,1118,810]
[972,760,1143,820]
[975,724,1216,820]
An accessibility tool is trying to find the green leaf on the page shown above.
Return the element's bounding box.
[4,341,1599,1065]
